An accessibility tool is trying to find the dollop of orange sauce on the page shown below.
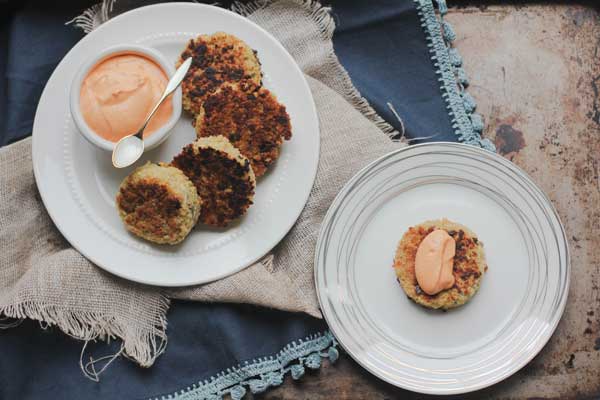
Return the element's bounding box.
[415,229,456,295]
[79,53,172,142]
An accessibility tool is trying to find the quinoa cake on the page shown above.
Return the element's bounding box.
[171,135,256,227]
[177,32,262,115]
[194,84,292,177]
[393,219,487,310]
[116,162,201,245]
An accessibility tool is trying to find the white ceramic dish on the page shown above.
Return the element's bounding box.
[32,3,320,286]
[69,44,182,152]
[315,143,569,395]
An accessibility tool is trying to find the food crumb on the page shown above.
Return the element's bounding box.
[565,354,575,369]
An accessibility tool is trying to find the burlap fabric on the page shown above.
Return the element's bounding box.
[0,0,405,366]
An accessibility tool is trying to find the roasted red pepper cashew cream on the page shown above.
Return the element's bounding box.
[80,53,172,142]
[415,229,456,295]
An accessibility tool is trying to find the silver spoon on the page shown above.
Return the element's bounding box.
[112,57,192,168]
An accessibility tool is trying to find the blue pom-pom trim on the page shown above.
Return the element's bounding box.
[149,332,337,400]
[415,0,496,150]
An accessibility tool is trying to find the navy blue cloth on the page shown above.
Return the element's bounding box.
[0,1,459,398]
[0,302,325,399]
[0,2,90,146]
[330,0,456,142]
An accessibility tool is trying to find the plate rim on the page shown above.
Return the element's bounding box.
[32,2,320,286]
[314,141,570,395]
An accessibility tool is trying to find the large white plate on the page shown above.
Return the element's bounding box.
[32,3,319,286]
[315,143,569,395]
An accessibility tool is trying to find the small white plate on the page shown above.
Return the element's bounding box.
[32,3,319,286]
[315,143,569,395]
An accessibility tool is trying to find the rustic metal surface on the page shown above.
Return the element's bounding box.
[262,3,600,399]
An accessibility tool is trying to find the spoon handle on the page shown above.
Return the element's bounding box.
[135,57,193,138]
[165,57,193,95]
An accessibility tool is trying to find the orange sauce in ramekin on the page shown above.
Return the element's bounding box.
[79,53,172,142]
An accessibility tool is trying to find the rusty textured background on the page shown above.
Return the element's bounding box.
[261,3,600,399]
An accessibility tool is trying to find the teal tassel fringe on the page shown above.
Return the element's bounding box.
[416,0,496,151]
[150,332,338,400]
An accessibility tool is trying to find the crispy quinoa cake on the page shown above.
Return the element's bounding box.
[178,32,262,115]
[171,135,256,227]
[194,84,292,177]
[393,219,487,310]
[116,162,201,245]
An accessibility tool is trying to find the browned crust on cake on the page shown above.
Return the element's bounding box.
[178,32,262,115]
[194,85,291,177]
[171,137,255,227]
[116,163,201,244]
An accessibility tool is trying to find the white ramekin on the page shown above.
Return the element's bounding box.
[69,44,182,151]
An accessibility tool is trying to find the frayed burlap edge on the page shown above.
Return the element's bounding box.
[0,297,169,371]
[66,0,116,33]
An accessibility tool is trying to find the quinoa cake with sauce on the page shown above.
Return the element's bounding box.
[177,32,262,115]
[171,135,256,227]
[116,162,201,245]
[194,84,292,177]
[393,219,487,310]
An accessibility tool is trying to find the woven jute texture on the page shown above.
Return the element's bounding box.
[0,0,404,366]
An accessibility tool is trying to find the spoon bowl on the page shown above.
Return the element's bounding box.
[112,135,145,168]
